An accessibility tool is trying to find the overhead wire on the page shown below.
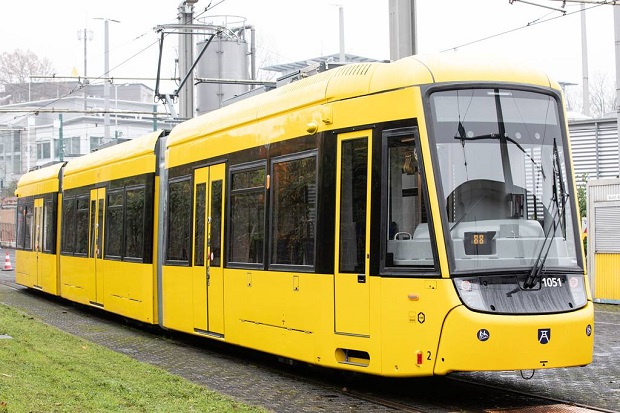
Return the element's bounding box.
[7,0,602,121]
[2,1,227,121]
[442,1,605,52]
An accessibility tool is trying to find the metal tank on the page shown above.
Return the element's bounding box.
[196,16,251,115]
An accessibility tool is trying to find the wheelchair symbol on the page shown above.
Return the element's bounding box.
[477,329,490,342]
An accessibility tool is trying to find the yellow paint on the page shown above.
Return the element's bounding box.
[14,196,60,296]
[103,259,155,323]
[161,265,194,333]
[593,253,620,301]
[15,163,63,198]
[63,130,162,189]
[435,302,594,374]
[60,255,91,305]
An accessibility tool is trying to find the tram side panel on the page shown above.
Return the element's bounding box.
[158,82,455,376]
[59,191,99,306]
[59,178,158,323]
[160,108,339,364]
[58,131,162,324]
[15,198,38,289]
[15,163,64,296]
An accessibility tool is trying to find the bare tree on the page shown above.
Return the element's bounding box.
[589,72,616,118]
[0,49,55,84]
[564,86,582,114]
[254,37,279,82]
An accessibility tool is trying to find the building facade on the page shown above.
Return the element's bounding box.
[0,82,169,185]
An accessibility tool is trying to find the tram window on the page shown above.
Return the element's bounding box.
[383,133,434,269]
[210,180,222,267]
[16,204,24,249]
[76,196,89,255]
[105,191,124,259]
[339,138,368,273]
[16,203,28,250]
[125,187,145,260]
[194,183,206,267]
[23,205,33,250]
[229,166,266,265]
[270,153,317,267]
[89,199,97,257]
[96,199,104,259]
[61,198,76,253]
[43,200,54,253]
[167,178,191,263]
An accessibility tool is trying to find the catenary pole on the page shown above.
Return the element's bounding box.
[581,3,590,116]
[615,5,620,176]
[389,0,417,60]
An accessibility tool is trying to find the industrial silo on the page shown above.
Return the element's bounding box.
[195,17,251,115]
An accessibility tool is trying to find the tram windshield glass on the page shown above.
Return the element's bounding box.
[428,88,580,273]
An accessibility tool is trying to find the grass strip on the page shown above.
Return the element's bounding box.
[0,304,265,412]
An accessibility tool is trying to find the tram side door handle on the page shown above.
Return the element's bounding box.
[357,274,366,283]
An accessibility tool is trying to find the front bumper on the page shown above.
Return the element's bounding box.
[434,301,594,375]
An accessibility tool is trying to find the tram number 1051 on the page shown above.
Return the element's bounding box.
[541,277,563,288]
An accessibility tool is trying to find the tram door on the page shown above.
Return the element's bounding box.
[89,187,106,306]
[33,198,44,287]
[334,131,371,337]
[192,163,226,336]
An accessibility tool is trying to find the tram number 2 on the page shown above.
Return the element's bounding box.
[541,277,563,288]
[427,351,432,361]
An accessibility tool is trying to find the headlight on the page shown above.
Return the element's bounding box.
[454,277,486,311]
[567,275,588,308]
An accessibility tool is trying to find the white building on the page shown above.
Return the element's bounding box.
[0,83,171,187]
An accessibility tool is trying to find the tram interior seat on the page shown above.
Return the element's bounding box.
[387,223,434,266]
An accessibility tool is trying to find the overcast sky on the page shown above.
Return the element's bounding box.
[0,0,616,100]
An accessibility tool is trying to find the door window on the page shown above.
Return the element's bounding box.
[338,138,368,273]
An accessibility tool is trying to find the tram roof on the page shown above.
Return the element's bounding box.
[166,53,555,153]
[62,130,164,188]
[16,162,64,197]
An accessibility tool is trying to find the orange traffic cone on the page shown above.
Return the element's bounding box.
[2,251,12,271]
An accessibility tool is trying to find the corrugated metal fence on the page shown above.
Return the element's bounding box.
[572,118,620,303]
[586,178,620,303]
[570,118,618,183]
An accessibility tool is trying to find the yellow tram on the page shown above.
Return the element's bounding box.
[16,54,594,377]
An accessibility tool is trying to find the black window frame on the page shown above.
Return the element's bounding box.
[104,189,124,260]
[124,185,146,262]
[16,197,34,251]
[166,175,192,265]
[42,197,57,253]
[61,197,77,254]
[75,195,90,256]
[268,150,318,271]
[379,126,440,277]
[226,160,267,269]
[194,182,207,267]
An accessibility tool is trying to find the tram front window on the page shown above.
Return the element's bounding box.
[428,88,581,273]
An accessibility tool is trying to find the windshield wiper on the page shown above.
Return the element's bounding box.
[522,138,568,289]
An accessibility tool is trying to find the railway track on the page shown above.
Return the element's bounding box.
[256,356,615,413]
